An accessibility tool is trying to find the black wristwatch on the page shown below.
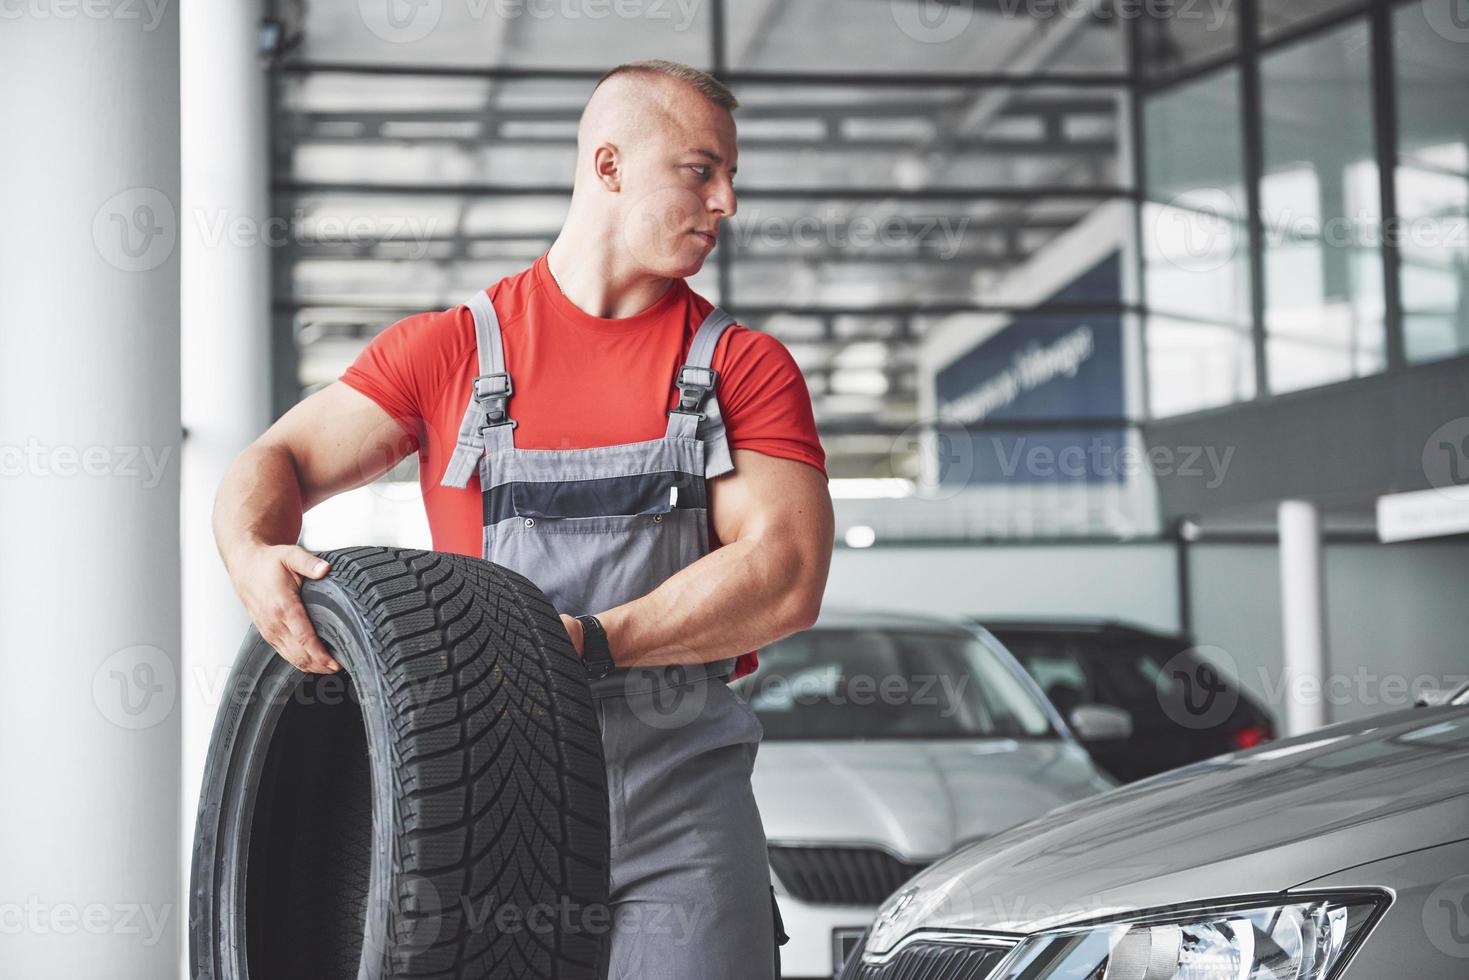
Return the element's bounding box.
[575,615,614,680]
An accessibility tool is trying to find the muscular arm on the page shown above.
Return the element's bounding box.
[567,450,834,667]
[213,382,414,673]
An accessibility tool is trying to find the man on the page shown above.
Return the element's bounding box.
[214,60,834,978]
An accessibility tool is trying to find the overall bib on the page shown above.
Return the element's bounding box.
[440,287,781,979]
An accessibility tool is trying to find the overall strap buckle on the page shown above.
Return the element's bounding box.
[672,365,717,420]
[473,372,516,429]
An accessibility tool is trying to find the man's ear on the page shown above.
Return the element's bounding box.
[592,144,621,192]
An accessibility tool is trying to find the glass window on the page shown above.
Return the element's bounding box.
[1258,0,1367,42]
[728,3,1124,75]
[1142,68,1255,416]
[1259,20,1386,394]
[734,628,1055,741]
[1138,4,1240,80]
[1146,316,1257,416]
[1395,0,1469,365]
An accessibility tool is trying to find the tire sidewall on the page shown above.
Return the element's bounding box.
[189,579,403,980]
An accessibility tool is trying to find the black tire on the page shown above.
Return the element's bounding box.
[190,546,610,980]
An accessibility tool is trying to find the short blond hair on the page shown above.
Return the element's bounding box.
[595,59,739,111]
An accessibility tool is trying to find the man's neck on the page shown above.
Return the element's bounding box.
[545,227,676,319]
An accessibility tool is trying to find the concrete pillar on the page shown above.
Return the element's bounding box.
[179,0,272,924]
[0,5,181,979]
[1279,499,1329,735]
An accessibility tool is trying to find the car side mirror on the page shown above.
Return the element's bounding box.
[1068,704,1133,742]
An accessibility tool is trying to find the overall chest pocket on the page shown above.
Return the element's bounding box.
[484,470,706,524]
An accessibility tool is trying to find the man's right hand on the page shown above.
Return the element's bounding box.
[214,382,416,675]
[228,544,341,674]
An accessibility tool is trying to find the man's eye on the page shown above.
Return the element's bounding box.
[687,165,711,178]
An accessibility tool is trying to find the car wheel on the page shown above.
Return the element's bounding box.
[190,546,609,979]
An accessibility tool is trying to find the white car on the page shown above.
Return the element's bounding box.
[733,611,1121,978]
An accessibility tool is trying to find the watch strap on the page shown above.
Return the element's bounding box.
[575,614,614,679]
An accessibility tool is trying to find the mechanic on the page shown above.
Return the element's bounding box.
[213,59,834,979]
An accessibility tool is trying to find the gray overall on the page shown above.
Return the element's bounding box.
[440,288,781,979]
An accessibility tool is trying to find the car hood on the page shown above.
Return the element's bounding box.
[753,738,1111,860]
[897,705,1469,935]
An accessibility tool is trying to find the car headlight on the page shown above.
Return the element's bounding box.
[989,895,1384,980]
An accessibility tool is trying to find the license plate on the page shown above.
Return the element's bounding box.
[831,928,866,977]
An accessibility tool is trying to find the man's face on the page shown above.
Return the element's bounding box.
[617,96,738,280]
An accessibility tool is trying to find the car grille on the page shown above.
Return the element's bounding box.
[838,934,1011,980]
[768,845,930,906]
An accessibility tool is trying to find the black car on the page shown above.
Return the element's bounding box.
[977,618,1276,782]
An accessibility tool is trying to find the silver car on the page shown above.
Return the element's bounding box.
[732,611,1119,978]
[841,683,1469,979]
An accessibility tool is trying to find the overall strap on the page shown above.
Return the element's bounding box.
[440,289,516,489]
[665,307,738,462]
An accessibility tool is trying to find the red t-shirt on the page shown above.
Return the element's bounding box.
[340,254,826,679]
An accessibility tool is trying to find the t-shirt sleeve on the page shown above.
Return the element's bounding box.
[715,327,828,478]
[339,309,467,449]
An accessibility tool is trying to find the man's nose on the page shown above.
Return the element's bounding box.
[708,180,736,219]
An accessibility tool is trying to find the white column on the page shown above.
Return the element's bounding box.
[1279,499,1329,735]
[179,0,272,933]
[0,6,181,979]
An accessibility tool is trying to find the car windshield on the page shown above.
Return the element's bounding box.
[733,626,1057,741]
